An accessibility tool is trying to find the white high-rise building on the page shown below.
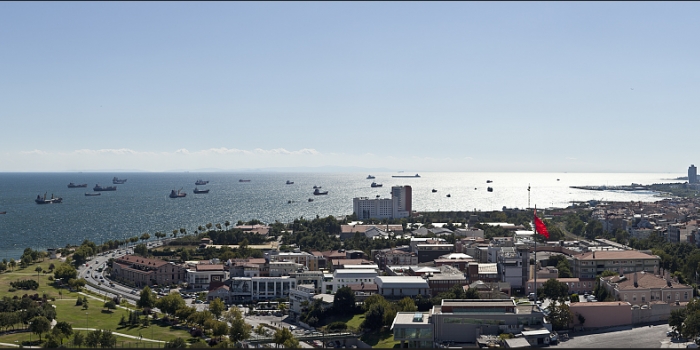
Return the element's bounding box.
[353,185,412,220]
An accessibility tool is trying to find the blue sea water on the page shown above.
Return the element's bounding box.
[0,172,681,259]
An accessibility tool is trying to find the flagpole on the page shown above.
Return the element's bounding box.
[534,205,537,305]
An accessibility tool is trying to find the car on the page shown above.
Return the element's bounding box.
[668,331,676,337]
[687,344,698,349]
[109,282,115,287]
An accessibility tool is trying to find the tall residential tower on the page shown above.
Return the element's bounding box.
[353,185,412,220]
[690,164,698,184]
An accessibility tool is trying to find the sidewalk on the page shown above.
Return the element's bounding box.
[73,328,165,343]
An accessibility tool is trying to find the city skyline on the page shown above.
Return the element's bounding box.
[2,2,699,172]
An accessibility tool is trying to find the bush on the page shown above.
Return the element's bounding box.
[10,279,39,290]
[570,294,579,301]
[327,322,348,331]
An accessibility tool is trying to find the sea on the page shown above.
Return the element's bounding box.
[0,172,683,260]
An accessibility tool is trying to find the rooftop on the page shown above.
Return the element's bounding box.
[576,250,659,260]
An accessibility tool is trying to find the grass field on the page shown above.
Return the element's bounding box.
[360,329,399,348]
[0,258,82,300]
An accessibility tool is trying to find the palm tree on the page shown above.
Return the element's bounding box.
[225,221,230,230]
[179,228,186,236]
[172,230,178,239]
[9,259,16,271]
[35,266,43,286]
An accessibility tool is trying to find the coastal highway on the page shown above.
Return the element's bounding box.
[77,241,165,304]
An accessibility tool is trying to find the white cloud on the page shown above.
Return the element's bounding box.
[21,149,50,155]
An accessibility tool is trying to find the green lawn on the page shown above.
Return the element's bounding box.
[54,299,191,341]
[319,312,365,332]
[360,329,400,348]
[0,258,81,300]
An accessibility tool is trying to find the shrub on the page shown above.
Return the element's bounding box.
[327,322,347,331]
[10,279,39,290]
[570,294,579,301]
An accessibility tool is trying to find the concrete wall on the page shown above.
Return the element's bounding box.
[568,302,632,329]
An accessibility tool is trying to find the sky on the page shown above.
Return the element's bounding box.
[1,2,698,173]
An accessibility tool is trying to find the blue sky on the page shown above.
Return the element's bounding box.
[1,2,698,172]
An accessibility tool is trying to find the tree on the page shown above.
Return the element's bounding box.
[8,259,16,271]
[73,331,85,348]
[397,297,418,312]
[211,320,229,341]
[539,278,569,302]
[577,313,586,328]
[53,321,73,345]
[283,337,301,348]
[155,293,186,316]
[134,243,148,257]
[333,287,356,314]
[464,287,481,300]
[273,328,295,348]
[140,233,151,242]
[547,303,574,331]
[85,330,101,348]
[53,263,77,281]
[35,266,43,286]
[255,324,266,335]
[137,286,157,311]
[229,313,251,342]
[100,330,117,348]
[209,298,226,319]
[165,337,188,348]
[29,316,51,341]
[104,300,117,312]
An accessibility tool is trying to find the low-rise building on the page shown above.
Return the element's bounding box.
[186,263,228,290]
[526,277,594,295]
[111,255,186,287]
[375,276,430,299]
[372,248,418,270]
[426,265,467,296]
[572,250,660,279]
[323,269,377,294]
[600,270,693,305]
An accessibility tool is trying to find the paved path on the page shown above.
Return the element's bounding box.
[73,328,165,343]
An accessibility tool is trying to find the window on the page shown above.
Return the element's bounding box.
[685,292,689,300]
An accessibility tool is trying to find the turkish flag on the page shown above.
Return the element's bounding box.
[534,211,550,239]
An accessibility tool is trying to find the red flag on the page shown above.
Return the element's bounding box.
[534,211,549,239]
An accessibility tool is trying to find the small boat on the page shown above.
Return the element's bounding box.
[286,180,294,185]
[313,188,328,195]
[486,180,493,183]
[287,200,292,204]
[239,179,251,182]
[371,182,383,188]
[432,189,437,193]
[313,185,321,189]
[68,182,88,188]
[366,175,375,179]
[94,184,117,191]
[392,174,420,178]
[308,198,314,202]
[112,177,127,184]
[376,195,380,198]
[487,187,493,192]
[35,193,62,204]
[0,211,6,214]
[557,179,560,181]
[170,189,186,198]
[85,192,101,196]
[447,194,451,197]
[193,187,210,194]
[195,179,209,185]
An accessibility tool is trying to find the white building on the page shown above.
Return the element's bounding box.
[186,264,228,290]
[375,276,430,298]
[269,261,305,277]
[267,250,322,271]
[322,269,378,294]
[289,284,316,318]
[353,185,412,220]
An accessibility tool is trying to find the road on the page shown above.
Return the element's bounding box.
[555,324,689,348]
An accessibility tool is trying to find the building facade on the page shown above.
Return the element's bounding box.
[572,251,660,279]
[353,185,412,220]
[111,255,186,287]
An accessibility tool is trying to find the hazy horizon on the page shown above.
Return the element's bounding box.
[2,2,699,173]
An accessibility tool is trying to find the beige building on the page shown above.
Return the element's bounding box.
[112,255,186,287]
[572,250,660,279]
[600,271,693,305]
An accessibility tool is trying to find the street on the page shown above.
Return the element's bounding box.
[555,324,689,348]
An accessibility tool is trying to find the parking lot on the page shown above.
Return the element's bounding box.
[554,324,693,348]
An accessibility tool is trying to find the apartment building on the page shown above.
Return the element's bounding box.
[572,250,660,279]
[111,255,186,287]
[352,185,412,220]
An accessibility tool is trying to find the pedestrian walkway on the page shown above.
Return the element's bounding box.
[73,328,165,343]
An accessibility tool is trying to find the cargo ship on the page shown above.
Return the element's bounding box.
[85,193,101,196]
[371,182,383,188]
[239,179,251,182]
[195,179,209,185]
[193,187,210,194]
[68,183,88,188]
[286,180,294,184]
[113,177,127,184]
[313,188,328,195]
[35,193,62,204]
[94,184,117,191]
[392,174,420,178]
[170,189,186,198]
